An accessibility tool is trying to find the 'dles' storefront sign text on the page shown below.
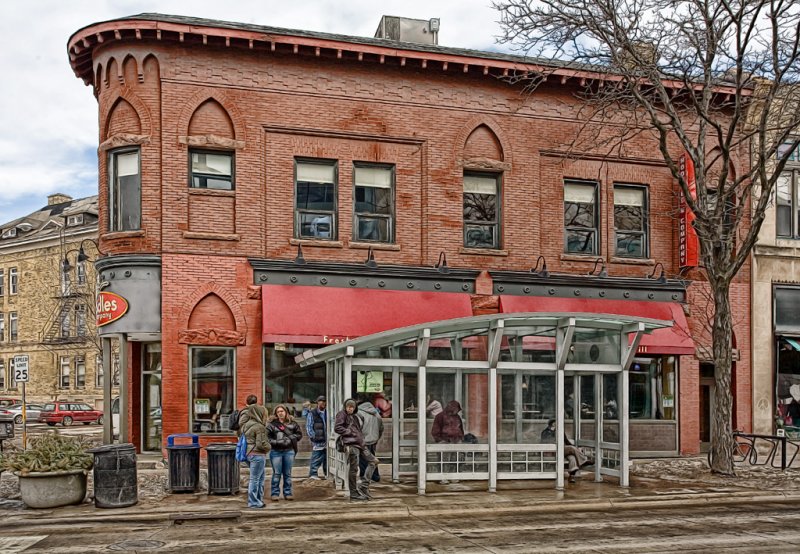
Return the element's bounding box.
[96,291,129,327]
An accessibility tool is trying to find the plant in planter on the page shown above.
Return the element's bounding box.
[0,433,93,508]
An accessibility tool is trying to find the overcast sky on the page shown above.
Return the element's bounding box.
[0,0,512,225]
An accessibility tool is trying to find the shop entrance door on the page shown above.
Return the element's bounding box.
[700,363,715,452]
[141,343,162,452]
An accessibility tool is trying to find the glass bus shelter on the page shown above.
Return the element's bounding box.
[297,312,670,493]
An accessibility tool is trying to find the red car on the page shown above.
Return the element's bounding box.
[38,402,104,426]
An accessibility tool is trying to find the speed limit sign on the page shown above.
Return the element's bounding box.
[13,355,29,383]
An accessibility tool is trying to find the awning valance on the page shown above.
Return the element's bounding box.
[262,285,474,344]
[499,296,694,355]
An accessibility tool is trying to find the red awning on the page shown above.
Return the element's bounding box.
[262,285,474,344]
[499,296,695,355]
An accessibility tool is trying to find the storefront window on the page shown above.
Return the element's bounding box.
[628,357,676,420]
[776,338,800,430]
[264,344,324,417]
[190,347,235,434]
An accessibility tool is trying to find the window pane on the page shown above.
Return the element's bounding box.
[355,166,392,188]
[296,182,334,211]
[614,204,643,232]
[616,232,644,257]
[117,152,138,176]
[191,152,232,176]
[777,172,792,237]
[191,348,235,434]
[118,173,140,230]
[299,213,333,238]
[356,216,390,242]
[355,186,392,214]
[564,182,596,203]
[465,224,497,248]
[564,201,595,228]
[565,229,596,254]
[297,163,335,183]
[463,175,497,194]
[463,193,497,222]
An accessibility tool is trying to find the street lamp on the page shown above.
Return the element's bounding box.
[62,239,99,274]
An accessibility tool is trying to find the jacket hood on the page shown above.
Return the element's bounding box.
[357,401,377,414]
[244,403,267,424]
[444,400,462,415]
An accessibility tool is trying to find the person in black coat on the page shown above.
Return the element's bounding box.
[266,404,302,500]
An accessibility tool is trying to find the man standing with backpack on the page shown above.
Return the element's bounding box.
[239,395,269,508]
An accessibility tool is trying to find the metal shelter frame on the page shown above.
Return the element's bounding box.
[297,312,670,494]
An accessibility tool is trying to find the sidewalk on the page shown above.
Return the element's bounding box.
[3,457,800,528]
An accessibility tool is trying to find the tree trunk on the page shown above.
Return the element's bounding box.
[709,279,736,475]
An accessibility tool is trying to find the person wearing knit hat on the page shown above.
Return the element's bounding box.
[334,398,378,501]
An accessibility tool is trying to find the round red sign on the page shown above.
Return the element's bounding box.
[96,291,129,327]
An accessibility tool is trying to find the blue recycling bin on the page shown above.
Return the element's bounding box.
[167,434,200,493]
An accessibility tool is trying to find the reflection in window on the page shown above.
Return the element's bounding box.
[614,185,648,258]
[777,170,800,238]
[190,150,234,190]
[264,344,325,420]
[109,149,141,231]
[191,347,235,434]
[629,357,676,420]
[463,172,500,249]
[354,165,394,243]
[564,180,598,254]
[295,160,337,239]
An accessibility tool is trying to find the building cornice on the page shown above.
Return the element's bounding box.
[68,13,748,98]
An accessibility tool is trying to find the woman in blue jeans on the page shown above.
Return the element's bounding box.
[238,395,269,508]
[266,404,303,500]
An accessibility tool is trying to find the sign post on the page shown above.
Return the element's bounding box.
[13,355,29,450]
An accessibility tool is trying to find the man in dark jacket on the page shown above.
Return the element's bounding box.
[334,398,378,501]
[431,400,465,483]
[306,396,327,479]
[239,395,269,508]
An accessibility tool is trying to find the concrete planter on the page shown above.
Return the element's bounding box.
[17,470,88,509]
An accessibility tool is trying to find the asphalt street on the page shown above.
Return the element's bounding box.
[1,501,798,553]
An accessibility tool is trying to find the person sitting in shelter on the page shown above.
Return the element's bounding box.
[373,392,392,418]
[431,400,465,484]
[541,419,592,483]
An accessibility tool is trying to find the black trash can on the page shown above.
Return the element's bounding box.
[206,443,240,495]
[167,434,200,493]
[88,443,138,508]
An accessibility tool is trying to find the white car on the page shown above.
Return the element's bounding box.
[1,403,45,425]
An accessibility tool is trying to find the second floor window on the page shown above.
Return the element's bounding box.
[60,308,70,338]
[0,360,4,389]
[0,269,4,296]
[9,312,17,342]
[8,358,16,390]
[295,160,337,240]
[354,165,394,243]
[190,150,234,190]
[109,148,141,232]
[614,185,648,258]
[76,304,86,337]
[75,357,86,389]
[77,261,86,284]
[60,357,70,389]
[463,172,501,249]
[0,312,4,342]
[564,180,599,255]
[9,268,17,295]
[777,169,800,238]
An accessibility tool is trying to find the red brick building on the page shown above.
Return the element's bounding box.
[68,14,751,457]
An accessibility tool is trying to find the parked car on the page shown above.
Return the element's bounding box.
[0,397,21,408]
[38,402,103,426]
[0,403,45,425]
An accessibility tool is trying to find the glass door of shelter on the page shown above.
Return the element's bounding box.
[142,343,162,452]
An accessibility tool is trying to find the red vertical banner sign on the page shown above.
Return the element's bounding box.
[679,153,700,268]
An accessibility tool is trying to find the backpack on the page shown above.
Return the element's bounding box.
[228,409,241,432]
[235,433,249,462]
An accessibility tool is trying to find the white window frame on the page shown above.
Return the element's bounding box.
[0,269,4,296]
[96,355,104,388]
[9,268,17,295]
[189,149,235,190]
[75,356,86,389]
[66,214,84,226]
[613,184,649,259]
[77,261,87,285]
[9,312,17,342]
[59,356,71,389]
[353,164,395,243]
[8,358,17,390]
[295,159,338,240]
[0,360,4,389]
[0,312,4,342]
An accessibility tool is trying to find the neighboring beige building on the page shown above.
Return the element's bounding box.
[0,193,116,409]
[752,138,800,436]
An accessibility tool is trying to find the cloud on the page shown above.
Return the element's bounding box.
[0,0,508,225]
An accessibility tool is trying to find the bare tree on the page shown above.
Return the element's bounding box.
[495,0,800,474]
